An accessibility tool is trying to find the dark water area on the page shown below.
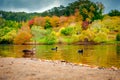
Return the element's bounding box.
[0,44,120,68]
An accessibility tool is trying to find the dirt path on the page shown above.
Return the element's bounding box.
[0,58,120,80]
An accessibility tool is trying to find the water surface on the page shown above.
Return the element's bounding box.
[0,44,120,68]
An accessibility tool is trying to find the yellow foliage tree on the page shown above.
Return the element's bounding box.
[79,29,95,41]
[94,31,108,43]
[50,16,59,27]
[102,16,120,31]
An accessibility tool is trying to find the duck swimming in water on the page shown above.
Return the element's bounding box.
[51,47,58,51]
[22,47,36,57]
[78,49,83,54]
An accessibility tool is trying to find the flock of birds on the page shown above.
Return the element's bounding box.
[22,47,83,58]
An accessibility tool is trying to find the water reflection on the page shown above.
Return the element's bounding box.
[0,44,120,68]
[116,44,120,54]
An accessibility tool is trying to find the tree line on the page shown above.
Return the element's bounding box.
[0,0,120,22]
[0,0,120,44]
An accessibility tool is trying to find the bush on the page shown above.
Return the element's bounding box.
[62,35,80,44]
[79,29,95,41]
[116,33,120,41]
[14,31,32,44]
[61,27,74,36]
[44,31,57,45]
[94,32,108,43]
[44,20,52,29]
[31,26,46,41]
[0,30,17,44]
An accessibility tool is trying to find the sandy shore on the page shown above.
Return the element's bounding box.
[0,58,120,80]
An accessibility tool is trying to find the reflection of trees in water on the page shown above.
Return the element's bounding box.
[116,45,120,68]
[0,45,33,57]
[116,45,120,55]
[0,45,14,57]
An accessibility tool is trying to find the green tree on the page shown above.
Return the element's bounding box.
[61,27,74,36]
[79,1,104,21]
[0,30,17,44]
[44,20,52,29]
[108,10,120,16]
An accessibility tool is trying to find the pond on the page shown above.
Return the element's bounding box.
[0,44,120,68]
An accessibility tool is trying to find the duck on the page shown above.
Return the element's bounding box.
[51,47,58,51]
[22,47,36,56]
[78,49,83,54]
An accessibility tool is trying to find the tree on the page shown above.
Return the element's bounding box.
[0,17,5,28]
[44,20,52,29]
[0,30,17,44]
[108,10,120,16]
[28,19,34,28]
[50,16,59,27]
[14,24,32,44]
[82,21,89,30]
[34,17,45,27]
[94,31,108,43]
[59,16,68,27]
[79,1,104,21]
[14,30,32,44]
[74,9,83,22]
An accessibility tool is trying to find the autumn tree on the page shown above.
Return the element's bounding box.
[74,9,83,22]
[28,19,34,28]
[68,15,76,24]
[50,16,59,27]
[14,23,32,44]
[34,17,45,27]
[59,16,68,27]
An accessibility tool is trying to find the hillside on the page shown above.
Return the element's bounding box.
[0,0,120,44]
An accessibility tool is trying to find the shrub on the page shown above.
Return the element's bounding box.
[14,31,32,44]
[44,31,57,45]
[44,20,52,29]
[94,32,108,43]
[31,26,53,44]
[61,26,74,36]
[62,35,80,44]
[1,30,17,44]
[116,33,120,41]
[79,29,95,41]
[31,26,46,41]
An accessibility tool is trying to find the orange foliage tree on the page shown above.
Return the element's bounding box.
[74,9,83,22]
[14,23,32,44]
[59,16,68,27]
[34,17,45,27]
[68,15,76,24]
[44,16,51,22]
[50,16,59,27]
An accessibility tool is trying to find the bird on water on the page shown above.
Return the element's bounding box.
[51,47,58,51]
[22,47,36,58]
[78,49,83,54]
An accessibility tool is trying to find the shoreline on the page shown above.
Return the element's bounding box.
[23,41,120,45]
[0,57,120,80]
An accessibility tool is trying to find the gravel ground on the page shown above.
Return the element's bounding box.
[0,58,120,80]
